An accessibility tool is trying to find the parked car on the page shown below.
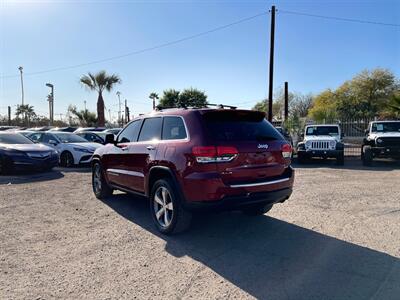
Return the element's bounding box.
[74,127,106,133]
[76,131,108,144]
[0,132,59,174]
[102,128,123,136]
[297,124,344,165]
[91,108,294,234]
[27,132,102,167]
[49,127,78,132]
[362,120,400,166]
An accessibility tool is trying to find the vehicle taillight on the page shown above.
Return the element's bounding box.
[192,146,238,163]
[281,143,292,159]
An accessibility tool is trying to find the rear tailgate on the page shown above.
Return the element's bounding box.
[201,110,290,186]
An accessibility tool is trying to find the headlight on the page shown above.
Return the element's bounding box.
[329,141,336,148]
[305,141,311,148]
[376,138,383,144]
[73,147,93,153]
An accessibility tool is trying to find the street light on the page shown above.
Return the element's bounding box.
[116,91,121,126]
[18,66,24,106]
[46,83,54,125]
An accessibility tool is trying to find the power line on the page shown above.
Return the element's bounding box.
[279,9,400,28]
[0,11,268,79]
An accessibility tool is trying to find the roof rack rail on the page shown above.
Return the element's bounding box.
[207,103,237,110]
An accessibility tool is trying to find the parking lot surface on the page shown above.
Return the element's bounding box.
[1,160,400,299]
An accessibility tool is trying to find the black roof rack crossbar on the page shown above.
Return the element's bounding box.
[207,103,237,109]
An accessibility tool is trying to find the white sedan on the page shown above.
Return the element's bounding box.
[28,131,102,167]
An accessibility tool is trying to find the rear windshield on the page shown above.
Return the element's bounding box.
[0,133,33,144]
[202,110,283,141]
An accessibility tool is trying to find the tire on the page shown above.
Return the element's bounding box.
[362,145,373,166]
[150,178,192,234]
[0,156,11,175]
[92,161,113,199]
[336,151,344,165]
[297,152,306,164]
[60,151,74,168]
[241,203,273,216]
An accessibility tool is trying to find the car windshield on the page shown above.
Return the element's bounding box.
[371,122,400,133]
[0,133,33,144]
[306,126,339,136]
[53,133,88,143]
[203,110,283,141]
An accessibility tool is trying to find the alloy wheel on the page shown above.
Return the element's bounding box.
[93,164,102,194]
[153,186,174,228]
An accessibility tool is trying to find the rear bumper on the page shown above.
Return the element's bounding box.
[181,166,294,210]
[298,149,342,158]
[184,188,292,212]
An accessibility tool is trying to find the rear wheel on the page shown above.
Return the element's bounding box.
[241,203,273,216]
[92,162,113,199]
[60,151,74,167]
[362,145,373,166]
[150,178,192,234]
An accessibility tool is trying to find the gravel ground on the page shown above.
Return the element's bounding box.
[1,160,400,299]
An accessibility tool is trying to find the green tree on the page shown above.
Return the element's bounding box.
[68,105,98,127]
[158,89,180,108]
[387,92,400,117]
[15,104,36,126]
[308,89,337,122]
[158,88,208,109]
[80,71,121,127]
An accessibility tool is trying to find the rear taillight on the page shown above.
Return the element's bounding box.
[281,143,292,159]
[192,146,238,163]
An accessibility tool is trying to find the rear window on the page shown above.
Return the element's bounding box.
[202,110,283,141]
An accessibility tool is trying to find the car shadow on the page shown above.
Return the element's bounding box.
[293,158,400,171]
[101,193,400,299]
[0,169,64,185]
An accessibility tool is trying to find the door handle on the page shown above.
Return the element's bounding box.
[121,146,129,151]
[146,145,155,151]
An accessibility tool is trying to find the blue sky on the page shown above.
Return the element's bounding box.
[1,0,399,121]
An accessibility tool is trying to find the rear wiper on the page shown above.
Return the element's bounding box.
[256,135,277,141]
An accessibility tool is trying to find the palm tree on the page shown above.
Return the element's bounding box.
[80,71,121,126]
[15,104,36,126]
[149,92,159,110]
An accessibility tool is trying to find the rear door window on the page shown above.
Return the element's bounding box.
[162,117,187,140]
[138,118,162,142]
[202,110,282,142]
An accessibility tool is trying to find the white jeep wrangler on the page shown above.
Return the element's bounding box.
[297,124,345,165]
[362,120,400,166]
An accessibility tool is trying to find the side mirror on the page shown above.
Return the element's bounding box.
[49,139,58,146]
[105,134,115,144]
[364,129,369,135]
[300,133,304,139]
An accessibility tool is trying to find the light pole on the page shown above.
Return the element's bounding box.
[18,66,24,106]
[84,100,87,111]
[116,91,121,126]
[46,83,54,125]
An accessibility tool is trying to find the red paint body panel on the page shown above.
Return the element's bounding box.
[94,108,294,208]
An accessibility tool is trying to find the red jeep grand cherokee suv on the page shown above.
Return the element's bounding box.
[92,108,294,234]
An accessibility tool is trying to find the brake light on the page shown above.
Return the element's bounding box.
[192,146,238,163]
[281,143,292,159]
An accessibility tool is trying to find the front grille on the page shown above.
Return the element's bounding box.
[380,137,400,147]
[311,141,330,150]
[27,152,51,160]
